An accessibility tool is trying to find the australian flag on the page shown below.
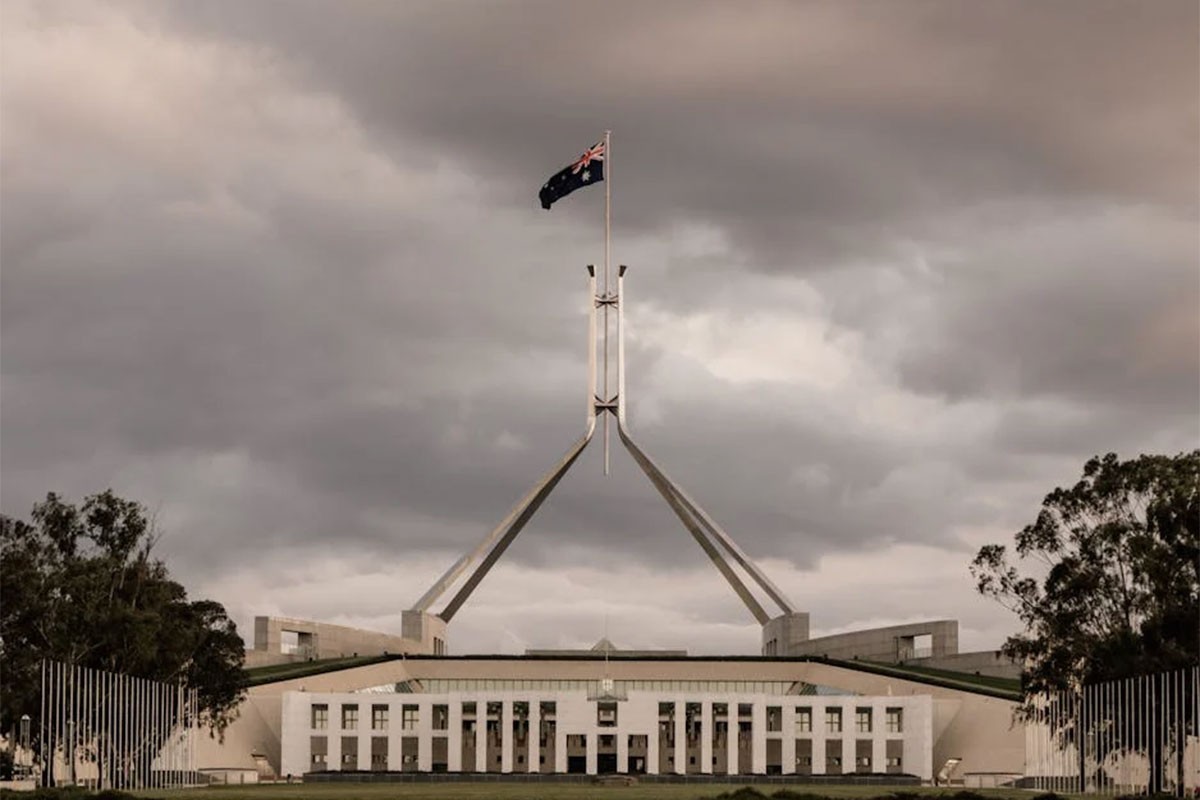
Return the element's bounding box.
[539,140,605,210]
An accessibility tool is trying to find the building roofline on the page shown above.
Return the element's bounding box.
[245,652,1021,700]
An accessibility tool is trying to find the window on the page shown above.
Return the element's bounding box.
[856,707,872,733]
[796,755,812,767]
[857,755,872,769]
[371,705,388,731]
[402,705,418,731]
[341,736,358,769]
[766,706,782,732]
[311,752,326,768]
[597,701,618,727]
[886,707,903,733]
[887,756,902,768]
[312,704,328,730]
[795,707,812,733]
[432,704,449,731]
[341,704,358,730]
[825,707,842,734]
[828,756,842,768]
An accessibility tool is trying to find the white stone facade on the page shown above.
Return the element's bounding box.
[280,690,931,779]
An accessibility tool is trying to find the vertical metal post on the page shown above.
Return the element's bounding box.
[617,265,627,425]
[602,129,612,475]
[39,661,46,786]
[67,666,75,786]
[587,266,597,426]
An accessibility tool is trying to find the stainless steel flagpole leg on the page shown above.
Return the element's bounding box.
[603,129,612,475]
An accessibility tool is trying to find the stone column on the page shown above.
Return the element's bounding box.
[500,699,513,773]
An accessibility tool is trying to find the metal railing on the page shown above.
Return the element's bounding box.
[37,659,202,790]
[1024,665,1199,795]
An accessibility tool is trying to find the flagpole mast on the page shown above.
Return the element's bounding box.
[603,129,612,476]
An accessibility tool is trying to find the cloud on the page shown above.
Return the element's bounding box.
[2,0,1195,655]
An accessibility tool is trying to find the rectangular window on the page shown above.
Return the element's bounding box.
[371,704,388,731]
[432,704,449,731]
[857,755,872,769]
[766,706,782,732]
[311,704,328,730]
[341,704,358,731]
[825,707,842,734]
[310,735,328,771]
[886,707,903,733]
[402,705,418,731]
[855,707,872,733]
[887,755,902,768]
[794,707,812,733]
[597,701,618,727]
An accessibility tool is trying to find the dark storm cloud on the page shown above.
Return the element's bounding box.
[2,0,1196,650]
[165,0,1197,259]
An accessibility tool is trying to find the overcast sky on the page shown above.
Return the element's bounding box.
[2,0,1197,656]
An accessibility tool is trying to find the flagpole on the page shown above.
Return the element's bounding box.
[603,129,611,476]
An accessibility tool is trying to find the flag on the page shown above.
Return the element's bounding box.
[538,140,605,210]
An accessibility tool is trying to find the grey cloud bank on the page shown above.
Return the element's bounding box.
[2,0,1196,654]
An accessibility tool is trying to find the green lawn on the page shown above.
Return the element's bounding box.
[133,783,1042,800]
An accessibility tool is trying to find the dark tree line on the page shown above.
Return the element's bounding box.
[972,451,1199,795]
[1,491,246,782]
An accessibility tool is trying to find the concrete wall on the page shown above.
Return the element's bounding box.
[246,616,431,668]
[761,613,811,656]
[786,621,958,663]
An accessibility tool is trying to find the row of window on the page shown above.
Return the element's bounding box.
[311,702,903,735]
[789,706,903,734]
[420,679,799,694]
[312,704,444,731]
[311,736,902,772]
[795,755,903,769]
